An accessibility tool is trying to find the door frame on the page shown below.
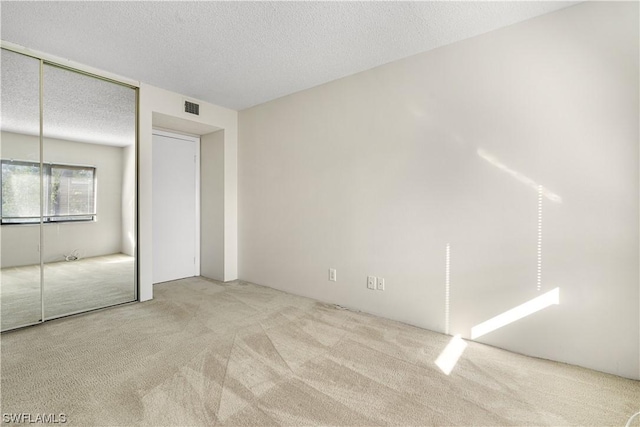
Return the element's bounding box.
[152,128,201,279]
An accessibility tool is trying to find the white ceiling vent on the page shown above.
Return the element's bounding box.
[184,100,199,116]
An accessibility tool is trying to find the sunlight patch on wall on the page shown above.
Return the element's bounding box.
[471,287,559,339]
[537,185,543,291]
[445,243,451,335]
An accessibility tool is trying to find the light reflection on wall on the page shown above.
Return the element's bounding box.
[537,185,543,291]
[436,150,562,362]
[471,287,560,339]
[476,149,562,203]
[445,243,451,335]
[477,148,559,292]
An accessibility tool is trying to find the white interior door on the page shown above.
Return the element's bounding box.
[152,131,199,283]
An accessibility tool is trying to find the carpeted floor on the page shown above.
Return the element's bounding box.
[1,253,135,331]
[1,277,638,426]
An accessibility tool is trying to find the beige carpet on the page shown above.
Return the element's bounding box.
[1,253,135,331]
[1,277,638,426]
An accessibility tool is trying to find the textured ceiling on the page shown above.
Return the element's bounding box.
[1,49,136,147]
[1,1,578,111]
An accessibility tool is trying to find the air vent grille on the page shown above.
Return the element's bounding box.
[185,100,200,115]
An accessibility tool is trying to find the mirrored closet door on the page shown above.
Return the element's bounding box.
[0,49,42,330]
[0,48,137,331]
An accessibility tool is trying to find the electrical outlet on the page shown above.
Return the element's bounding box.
[329,268,337,282]
[367,276,377,290]
[377,277,385,291]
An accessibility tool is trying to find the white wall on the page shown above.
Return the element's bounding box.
[201,130,225,281]
[121,144,135,256]
[139,84,238,301]
[238,2,639,379]
[1,131,125,267]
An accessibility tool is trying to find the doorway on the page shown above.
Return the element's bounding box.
[152,129,200,284]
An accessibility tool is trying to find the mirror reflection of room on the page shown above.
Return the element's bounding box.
[0,49,137,331]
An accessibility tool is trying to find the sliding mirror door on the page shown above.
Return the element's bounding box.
[42,64,136,319]
[0,49,43,330]
[1,47,137,331]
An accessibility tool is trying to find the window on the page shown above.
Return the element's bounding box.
[1,160,96,224]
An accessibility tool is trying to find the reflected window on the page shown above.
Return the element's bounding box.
[1,160,96,224]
